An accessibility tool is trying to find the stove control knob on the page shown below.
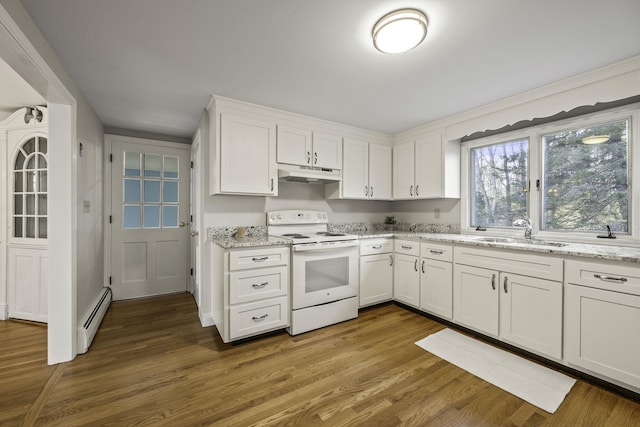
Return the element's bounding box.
[322,213,327,219]
[317,213,322,219]
[277,213,282,220]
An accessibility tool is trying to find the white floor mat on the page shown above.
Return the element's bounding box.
[415,328,576,413]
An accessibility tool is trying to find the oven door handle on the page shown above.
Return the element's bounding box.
[292,241,359,252]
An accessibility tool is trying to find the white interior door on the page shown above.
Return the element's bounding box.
[110,138,190,300]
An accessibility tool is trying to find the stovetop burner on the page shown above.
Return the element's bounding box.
[316,232,346,237]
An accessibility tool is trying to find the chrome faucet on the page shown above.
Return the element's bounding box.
[513,215,532,239]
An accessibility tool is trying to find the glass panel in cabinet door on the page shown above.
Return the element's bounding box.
[38,218,47,239]
[39,171,48,192]
[26,217,35,238]
[14,217,23,237]
[39,137,48,154]
[38,195,47,215]
[14,151,25,169]
[14,172,23,192]
[14,195,23,215]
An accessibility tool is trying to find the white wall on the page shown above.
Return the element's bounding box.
[392,198,460,225]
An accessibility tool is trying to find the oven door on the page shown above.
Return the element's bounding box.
[291,241,359,310]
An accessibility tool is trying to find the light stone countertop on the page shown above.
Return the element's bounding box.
[209,228,640,264]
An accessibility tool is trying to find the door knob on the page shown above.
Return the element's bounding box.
[179,221,186,227]
[191,231,199,237]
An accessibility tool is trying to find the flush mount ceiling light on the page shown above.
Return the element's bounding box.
[582,135,610,145]
[372,8,428,54]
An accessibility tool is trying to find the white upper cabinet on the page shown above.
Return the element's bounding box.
[393,129,460,200]
[210,111,278,196]
[276,126,342,170]
[339,138,392,200]
[276,125,312,166]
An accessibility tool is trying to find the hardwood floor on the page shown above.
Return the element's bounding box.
[2,293,639,426]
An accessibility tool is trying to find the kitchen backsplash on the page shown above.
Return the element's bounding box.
[329,222,460,234]
[208,225,267,240]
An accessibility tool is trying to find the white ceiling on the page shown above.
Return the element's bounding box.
[0,56,46,122]
[19,0,640,138]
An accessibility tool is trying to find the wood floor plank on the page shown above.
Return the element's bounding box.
[1,293,639,426]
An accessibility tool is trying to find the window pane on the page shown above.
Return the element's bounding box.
[15,151,25,169]
[542,118,629,233]
[144,154,162,177]
[38,218,47,239]
[144,180,161,203]
[38,154,47,169]
[26,171,36,192]
[23,138,35,155]
[163,181,178,203]
[471,139,528,227]
[124,179,141,203]
[162,206,178,228]
[27,155,36,170]
[144,205,160,228]
[39,138,48,154]
[39,171,48,192]
[123,205,141,229]
[14,217,23,237]
[14,195,23,215]
[164,156,178,178]
[124,152,141,176]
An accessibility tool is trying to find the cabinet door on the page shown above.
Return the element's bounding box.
[312,132,342,169]
[420,258,453,320]
[276,125,312,166]
[342,138,369,199]
[499,273,562,359]
[368,143,392,200]
[393,254,420,307]
[415,133,442,198]
[565,284,640,389]
[453,264,499,336]
[220,113,277,195]
[359,253,393,307]
[393,141,415,199]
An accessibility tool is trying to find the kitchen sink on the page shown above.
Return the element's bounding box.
[473,236,568,247]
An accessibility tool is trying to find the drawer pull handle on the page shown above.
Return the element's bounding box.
[421,260,425,274]
[594,274,627,283]
[414,259,418,271]
[491,274,496,290]
[372,245,382,249]
[401,245,413,250]
[252,282,268,289]
[252,314,268,322]
[252,256,269,262]
[430,250,444,255]
[503,276,508,293]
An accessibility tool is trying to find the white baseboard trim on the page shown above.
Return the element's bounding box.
[0,303,7,320]
[76,287,112,354]
[199,309,214,327]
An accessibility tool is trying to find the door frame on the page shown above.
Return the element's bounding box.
[0,4,78,364]
[104,134,191,297]
[189,130,201,298]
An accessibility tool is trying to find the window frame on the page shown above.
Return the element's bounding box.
[461,103,640,245]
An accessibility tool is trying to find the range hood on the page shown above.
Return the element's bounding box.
[278,164,341,184]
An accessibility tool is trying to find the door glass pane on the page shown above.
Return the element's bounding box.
[14,172,23,192]
[14,195,23,215]
[144,205,160,228]
[26,217,35,238]
[26,171,36,192]
[14,217,23,237]
[38,195,47,215]
[144,180,161,203]
[39,171,48,192]
[38,154,47,169]
[162,206,178,228]
[15,151,25,169]
[163,181,178,203]
[123,205,141,229]
[305,257,349,293]
[26,195,35,215]
[23,138,35,155]
[164,156,179,178]
[124,152,141,176]
[38,218,47,239]
[27,155,36,169]
[39,138,48,154]
[124,179,141,202]
[144,154,162,177]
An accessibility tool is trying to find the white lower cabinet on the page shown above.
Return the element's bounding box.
[212,245,290,343]
[393,240,420,307]
[420,242,453,320]
[565,259,640,390]
[453,246,563,360]
[359,239,393,307]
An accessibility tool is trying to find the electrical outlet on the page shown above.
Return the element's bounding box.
[434,208,441,219]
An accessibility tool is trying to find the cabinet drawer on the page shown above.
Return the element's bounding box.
[229,246,289,271]
[360,238,393,255]
[229,266,288,304]
[454,245,563,282]
[394,240,420,256]
[229,296,289,340]
[421,242,453,262]
[566,259,640,296]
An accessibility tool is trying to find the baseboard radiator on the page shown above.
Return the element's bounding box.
[76,287,112,354]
